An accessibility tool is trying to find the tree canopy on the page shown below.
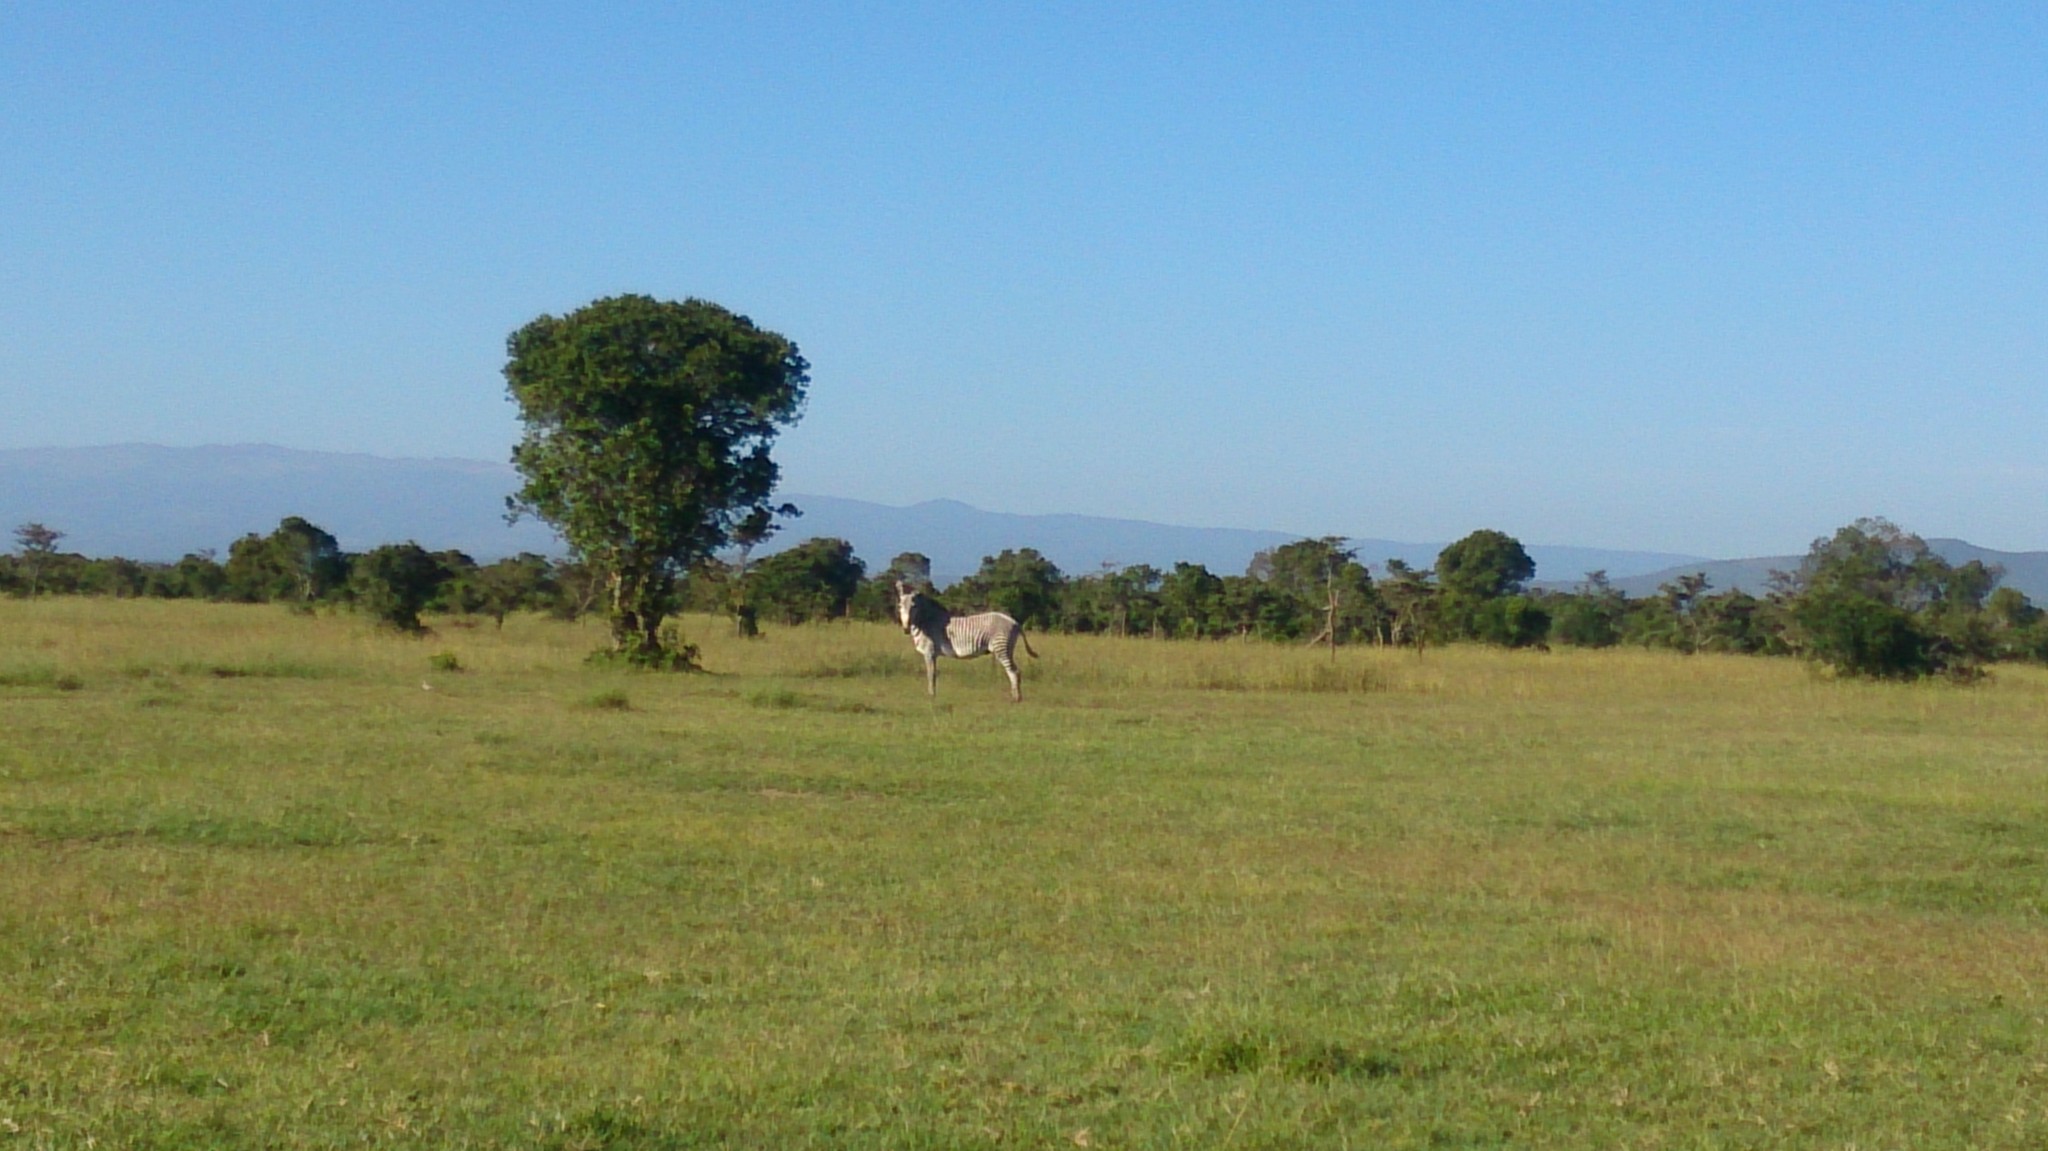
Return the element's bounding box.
[504,295,809,666]
[1785,518,2000,679]
[1436,530,1536,602]
[224,517,347,605]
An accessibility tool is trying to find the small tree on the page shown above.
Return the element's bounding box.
[949,549,1065,630]
[749,537,866,624]
[13,523,63,598]
[1552,571,1625,648]
[224,517,348,605]
[466,553,560,629]
[350,543,449,633]
[1257,538,1375,656]
[886,552,934,589]
[1657,572,1712,654]
[1381,560,1439,654]
[1157,562,1226,638]
[505,294,808,667]
[726,506,798,637]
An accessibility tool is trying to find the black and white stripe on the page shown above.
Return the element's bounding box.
[894,581,1040,702]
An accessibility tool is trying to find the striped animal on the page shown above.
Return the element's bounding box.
[894,581,1039,702]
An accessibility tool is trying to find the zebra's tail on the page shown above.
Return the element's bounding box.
[1019,627,1039,659]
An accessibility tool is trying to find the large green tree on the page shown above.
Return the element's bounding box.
[504,295,809,666]
[948,549,1066,630]
[1436,529,1535,640]
[223,517,348,605]
[1786,518,1998,679]
[1436,529,1535,602]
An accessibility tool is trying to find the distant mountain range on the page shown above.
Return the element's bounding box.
[0,444,564,562]
[3,444,2043,600]
[777,493,1709,587]
[1594,539,2048,605]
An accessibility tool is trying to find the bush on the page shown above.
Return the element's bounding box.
[350,543,449,633]
[1469,596,1551,649]
[1550,596,1620,648]
[1793,592,1932,680]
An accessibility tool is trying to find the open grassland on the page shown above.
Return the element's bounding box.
[4,599,2048,1148]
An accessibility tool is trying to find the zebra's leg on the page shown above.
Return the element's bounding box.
[998,651,1021,702]
[924,651,939,697]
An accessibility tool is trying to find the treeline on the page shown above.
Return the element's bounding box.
[2,518,582,633]
[9,516,2047,679]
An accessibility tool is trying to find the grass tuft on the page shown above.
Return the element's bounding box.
[1175,1031,1406,1082]
[582,688,633,711]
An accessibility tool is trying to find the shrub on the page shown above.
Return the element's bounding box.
[1469,596,1552,649]
[350,543,449,633]
[1793,592,1932,680]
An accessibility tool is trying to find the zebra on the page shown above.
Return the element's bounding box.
[894,580,1040,702]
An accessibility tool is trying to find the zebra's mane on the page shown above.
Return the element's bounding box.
[906,592,952,634]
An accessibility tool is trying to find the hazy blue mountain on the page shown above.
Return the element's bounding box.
[1598,540,2048,604]
[0,444,563,560]
[773,493,1709,586]
[0,443,1752,587]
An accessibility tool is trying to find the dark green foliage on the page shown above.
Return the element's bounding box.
[461,553,561,628]
[505,294,808,666]
[1218,573,1300,639]
[1986,587,2048,663]
[422,550,481,614]
[19,502,2048,678]
[1695,589,1782,655]
[749,537,866,625]
[847,552,937,623]
[1435,530,1536,643]
[349,543,449,633]
[1249,538,1384,645]
[1152,562,1221,637]
[1785,519,1991,679]
[1061,563,1164,636]
[1436,529,1535,602]
[133,551,231,600]
[1657,572,1712,653]
[224,517,349,605]
[1379,560,1439,650]
[78,556,150,598]
[1792,592,1932,680]
[947,548,1066,629]
[1549,572,1625,648]
[1467,595,1552,649]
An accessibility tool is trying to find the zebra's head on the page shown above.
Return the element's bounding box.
[893,580,919,634]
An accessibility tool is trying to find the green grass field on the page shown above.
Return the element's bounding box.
[4,599,2048,1148]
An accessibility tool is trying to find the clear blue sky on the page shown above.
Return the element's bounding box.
[4,3,2043,556]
